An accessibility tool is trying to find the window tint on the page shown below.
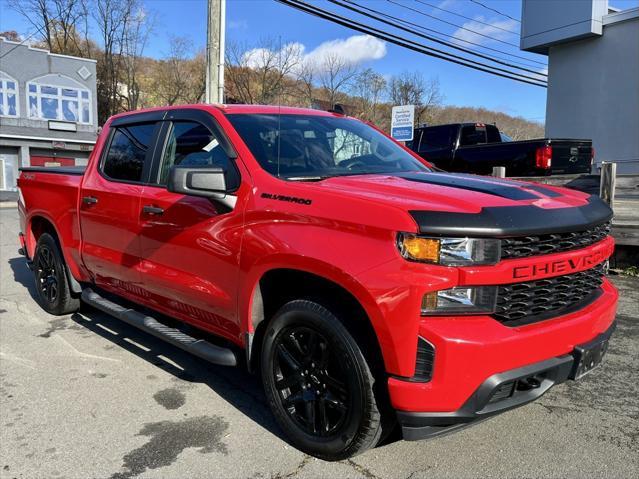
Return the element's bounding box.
[158,121,238,188]
[419,126,454,151]
[103,123,156,182]
[460,125,487,146]
[226,114,429,179]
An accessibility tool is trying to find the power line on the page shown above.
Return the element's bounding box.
[414,0,519,34]
[386,0,520,48]
[276,0,547,88]
[343,0,545,67]
[330,0,545,77]
[470,0,521,23]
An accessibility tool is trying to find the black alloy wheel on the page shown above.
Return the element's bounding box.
[33,233,80,315]
[35,244,58,304]
[261,300,385,460]
[272,326,350,437]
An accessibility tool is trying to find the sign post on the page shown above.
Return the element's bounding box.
[391,105,415,142]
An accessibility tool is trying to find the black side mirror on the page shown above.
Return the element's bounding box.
[167,166,228,198]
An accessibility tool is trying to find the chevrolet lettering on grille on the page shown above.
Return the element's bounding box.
[512,250,606,280]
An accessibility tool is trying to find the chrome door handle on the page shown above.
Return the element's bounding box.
[82,196,98,205]
[142,205,164,216]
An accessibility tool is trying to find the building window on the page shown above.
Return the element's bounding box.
[27,76,91,124]
[0,72,19,117]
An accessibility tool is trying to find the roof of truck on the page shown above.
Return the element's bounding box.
[109,103,344,121]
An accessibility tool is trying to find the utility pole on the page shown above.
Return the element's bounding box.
[206,0,225,104]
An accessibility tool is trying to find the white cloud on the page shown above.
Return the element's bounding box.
[452,16,519,45]
[303,35,387,67]
[242,35,387,71]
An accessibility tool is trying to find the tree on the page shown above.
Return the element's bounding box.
[351,68,387,124]
[225,38,301,104]
[317,53,359,107]
[93,0,141,122]
[120,5,154,111]
[0,30,22,42]
[388,71,442,125]
[294,61,316,108]
[8,0,89,56]
[151,36,195,106]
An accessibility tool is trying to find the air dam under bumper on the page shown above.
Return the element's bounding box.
[396,322,616,441]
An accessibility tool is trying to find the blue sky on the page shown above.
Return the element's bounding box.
[2,0,638,122]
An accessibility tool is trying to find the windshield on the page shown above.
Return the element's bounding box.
[226,114,430,180]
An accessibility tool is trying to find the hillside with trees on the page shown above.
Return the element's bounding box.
[3,0,543,139]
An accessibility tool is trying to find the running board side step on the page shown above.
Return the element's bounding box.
[81,288,237,367]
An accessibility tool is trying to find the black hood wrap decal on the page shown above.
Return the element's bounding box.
[409,195,613,238]
[397,172,560,200]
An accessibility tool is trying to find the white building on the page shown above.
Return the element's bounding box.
[0,37,98,190]
[521,0,639,174]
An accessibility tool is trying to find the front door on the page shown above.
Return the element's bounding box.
[136,111,246,341]
[79,118,163,298]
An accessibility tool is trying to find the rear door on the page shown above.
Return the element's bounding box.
[79,112,164,297]
[136,108,245,339]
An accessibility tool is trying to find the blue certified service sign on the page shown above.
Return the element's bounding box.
[391,105,415,141]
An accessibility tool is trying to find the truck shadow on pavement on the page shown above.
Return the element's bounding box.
[68,301,290,442]
[8,253,290,444]
[8,257,39,301]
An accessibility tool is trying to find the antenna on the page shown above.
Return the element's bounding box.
[276,35,282,179]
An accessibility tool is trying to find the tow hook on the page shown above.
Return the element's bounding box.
[517,376,542,391]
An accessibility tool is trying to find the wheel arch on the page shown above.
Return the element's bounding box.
[26,213,82,294]
[244,263,390,376]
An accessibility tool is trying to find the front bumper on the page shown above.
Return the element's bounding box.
[397,322,615,440]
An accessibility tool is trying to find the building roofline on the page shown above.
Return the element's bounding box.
[0,133,96,144]
[603,7,639,26]
[0,37,97,63]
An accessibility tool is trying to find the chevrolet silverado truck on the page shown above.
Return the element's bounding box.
[17,105,617,461]
[408,122,594,176]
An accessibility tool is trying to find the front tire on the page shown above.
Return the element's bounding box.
[261,300,384,461]
[33,233,80,315]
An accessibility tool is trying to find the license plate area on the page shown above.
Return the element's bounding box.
[570,336,609,380]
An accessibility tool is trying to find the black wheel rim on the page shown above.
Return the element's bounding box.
[35,245,58,303]
[272,326,350,437]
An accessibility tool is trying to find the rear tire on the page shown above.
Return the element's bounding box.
[33,233,80,315]
[261,300,384,461]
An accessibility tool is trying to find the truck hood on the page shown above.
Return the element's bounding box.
[314,172,613,237]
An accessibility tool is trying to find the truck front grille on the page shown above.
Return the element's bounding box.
[493,264,605,326]
[500,222,610,259]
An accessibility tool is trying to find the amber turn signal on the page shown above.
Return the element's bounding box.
[400,236,441,263]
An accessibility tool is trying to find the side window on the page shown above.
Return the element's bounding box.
[102,123,156,182]
[460,125,487,146]
[158,121,239,189]
[420,126,453,151]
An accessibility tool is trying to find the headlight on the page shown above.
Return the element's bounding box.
[421,286,498,315]
[398,234,500,265]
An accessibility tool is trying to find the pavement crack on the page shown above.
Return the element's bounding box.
[274,455,312,478]
[345,459,381,479]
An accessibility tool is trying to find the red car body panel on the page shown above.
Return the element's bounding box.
[17,104,618,421]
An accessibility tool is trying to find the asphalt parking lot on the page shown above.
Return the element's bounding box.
[1,206,638,479]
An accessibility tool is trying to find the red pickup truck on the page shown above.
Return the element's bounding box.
[17,104,617,460]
